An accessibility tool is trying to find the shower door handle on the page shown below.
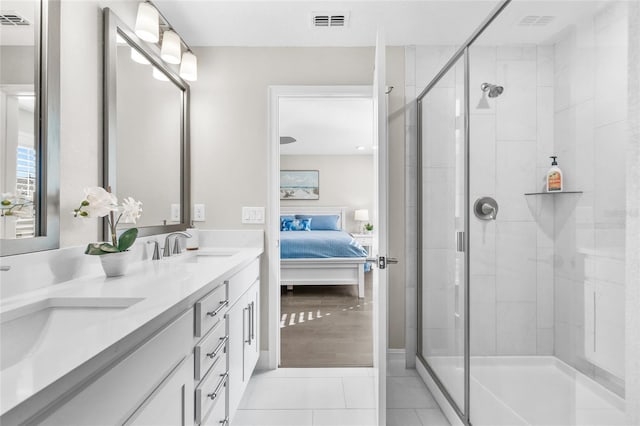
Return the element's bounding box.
[456,232,465,252]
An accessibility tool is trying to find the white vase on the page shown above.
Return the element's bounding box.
[99,250,133,277]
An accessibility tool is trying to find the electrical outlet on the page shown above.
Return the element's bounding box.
[170,204,180,222]
[193,204,206,221]
[242,207,265,224]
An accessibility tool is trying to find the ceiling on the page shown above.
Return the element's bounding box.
[279,97,373,156]
[0,1,36,46]
[154,0,500,47]
[154,0,614,48]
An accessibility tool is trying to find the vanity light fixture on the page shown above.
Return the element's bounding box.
[134,1,159,43]
[130,47,150,65]
[152,67,169,81]
[134,1,199,81]
[179,50,198,81]
[160,30,181,64]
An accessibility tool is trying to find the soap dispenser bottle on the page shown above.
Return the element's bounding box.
[546,156,563,192]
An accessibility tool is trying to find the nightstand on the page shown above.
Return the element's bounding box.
[352,233,373,253]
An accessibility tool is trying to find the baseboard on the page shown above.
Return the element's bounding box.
[256,350,272,371]
[415,356,464,426]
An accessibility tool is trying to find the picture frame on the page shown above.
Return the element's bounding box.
[280,170,319,200]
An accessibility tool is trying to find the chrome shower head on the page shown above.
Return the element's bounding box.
[481,82,504,98]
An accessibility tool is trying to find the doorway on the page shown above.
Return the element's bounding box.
[267,86,376,368]
[278,96,375,367]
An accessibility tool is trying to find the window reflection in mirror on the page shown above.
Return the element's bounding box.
[0,0,38,240]
[115,33,182,229]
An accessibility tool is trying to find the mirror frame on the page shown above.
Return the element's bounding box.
[103,8,191,239]
[1,0,61,257]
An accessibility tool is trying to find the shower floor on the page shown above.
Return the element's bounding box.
[420,356,626,426]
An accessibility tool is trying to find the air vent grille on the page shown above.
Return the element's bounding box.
[0,12,30,26]
[518,15,555,26]
[312,12,349,28]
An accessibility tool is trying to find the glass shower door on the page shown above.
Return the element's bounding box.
[418,54,467,418]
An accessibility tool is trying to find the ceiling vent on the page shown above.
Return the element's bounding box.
[311,12,349,28]
[518,15,555,26]
[0,11,30,26]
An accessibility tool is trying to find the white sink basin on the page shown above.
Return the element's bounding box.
[0,297,143,370]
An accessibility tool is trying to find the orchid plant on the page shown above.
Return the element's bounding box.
[1,193,33,218]
[73,187,143,255]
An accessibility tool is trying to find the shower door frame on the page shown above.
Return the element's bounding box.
[416,1,511,424]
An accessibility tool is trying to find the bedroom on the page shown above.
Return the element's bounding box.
[278,95,376,367]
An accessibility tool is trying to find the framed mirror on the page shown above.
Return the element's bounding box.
[103,8,190,239]
[0,0,60,256]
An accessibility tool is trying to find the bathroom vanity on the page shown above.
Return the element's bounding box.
[0,232,263,425]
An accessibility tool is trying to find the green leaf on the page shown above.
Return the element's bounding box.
[117,228,138,252]
[99,243,120,253]
[85,243,106,255]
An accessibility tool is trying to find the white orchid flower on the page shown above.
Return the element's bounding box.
[119,197,143,224]
[76,187,118,218]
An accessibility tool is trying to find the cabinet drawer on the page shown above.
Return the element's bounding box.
[195,353,228,424]
[194,318,228,381]
[200,386,227,426]
[195,283,228,338]
[228,258,260,305]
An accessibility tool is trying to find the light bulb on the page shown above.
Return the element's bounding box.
[134,2,159,43]
[179,51,198,81]
[161,30,181,64]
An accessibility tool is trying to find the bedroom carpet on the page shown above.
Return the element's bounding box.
[280,273,373,368]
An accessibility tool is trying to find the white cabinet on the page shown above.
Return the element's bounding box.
[227,279,260,419]
[40,309,193,425]
[244,281,260,380]
[129,355,194,426]
[34,256,261,426]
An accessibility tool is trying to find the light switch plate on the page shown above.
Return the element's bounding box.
[242,207,265,224]
[170,204,180,222]
[193,204,205,221]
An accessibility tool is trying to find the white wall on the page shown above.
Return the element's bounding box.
[553,1,629,396]
[28,3,408,352]
[186,46,407,351]
[280,155,373,232]
[59,0,138,247]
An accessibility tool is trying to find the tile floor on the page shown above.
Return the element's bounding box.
[233,354,450,426]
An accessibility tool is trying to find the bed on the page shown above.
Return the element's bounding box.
[280,207,369,298]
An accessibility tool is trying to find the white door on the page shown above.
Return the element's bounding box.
[372,29,389,426]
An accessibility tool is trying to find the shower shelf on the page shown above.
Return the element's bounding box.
[524,191,583,195]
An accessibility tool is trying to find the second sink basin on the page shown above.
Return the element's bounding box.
[0,297,143,371]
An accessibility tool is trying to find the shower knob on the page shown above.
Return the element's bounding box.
[474,197,499,220]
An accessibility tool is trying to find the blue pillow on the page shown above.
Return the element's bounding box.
[281,218,312,231]
[280,215,295,231]
[296,215,340,231]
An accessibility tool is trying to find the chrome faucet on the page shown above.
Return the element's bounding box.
[163,232,192,257]
[147,240,161,260]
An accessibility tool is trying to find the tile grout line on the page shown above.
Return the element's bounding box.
[341,376,348,409]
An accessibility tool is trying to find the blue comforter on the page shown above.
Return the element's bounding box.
[280,230,368,259]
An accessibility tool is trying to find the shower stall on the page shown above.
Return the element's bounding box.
[415,0,635,424]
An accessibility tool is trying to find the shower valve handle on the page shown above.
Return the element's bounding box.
[474,197,499,220]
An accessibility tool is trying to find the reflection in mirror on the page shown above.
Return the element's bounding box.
[115,37,181,229]
[0,1,37,240]
[104,9,190,239]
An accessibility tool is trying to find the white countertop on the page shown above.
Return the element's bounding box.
[0,246,262,419]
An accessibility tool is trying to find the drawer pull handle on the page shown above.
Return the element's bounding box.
[207,336,229,359]
[207,372,229,401]
[207,300,229,317]
[220,417,230,426]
